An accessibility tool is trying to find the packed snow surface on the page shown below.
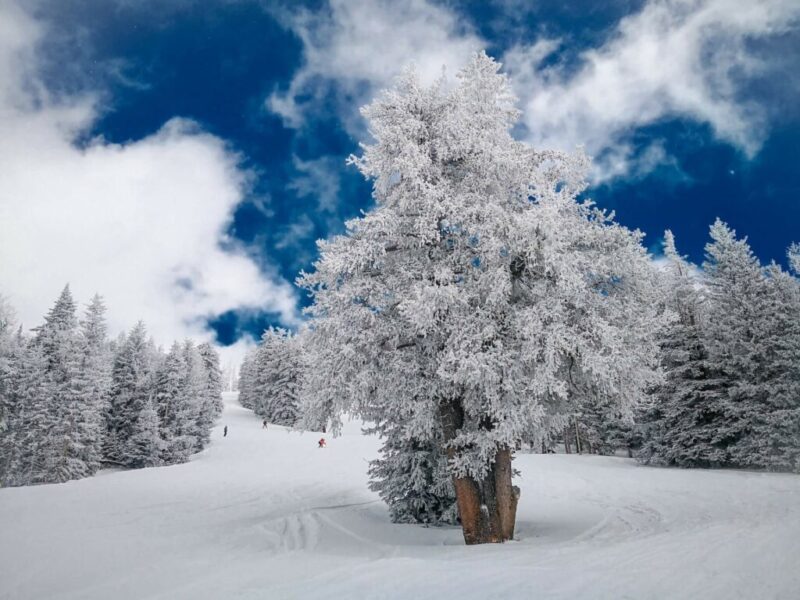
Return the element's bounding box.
[1,393,799,599]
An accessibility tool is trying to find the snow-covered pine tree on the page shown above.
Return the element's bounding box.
[636,230,730,468]
[367,419,458,525]
[253,328,302,427]
[299,53,663,544]
[127,396,162,468]
[702,220,781,469]
[1,340,50,486]
[106,321,156,467]
[237,349,257,411]
[179,339,205,453]
[75,294,111,475]
[572,387,633,456]
[0,296,18,439]
[788,243,800,275]
[155,341,185,463]
[734,261,800,471]
[28,285,101,482]
[196,342,223,445]
[0,302,31,485]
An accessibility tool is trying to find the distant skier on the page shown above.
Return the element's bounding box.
[224,425,228,437]
[262,419,268,429]
[318,438,326,448]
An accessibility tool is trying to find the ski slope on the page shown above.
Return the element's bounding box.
[1,393,799,600]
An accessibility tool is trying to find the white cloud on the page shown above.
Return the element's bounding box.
[268,0,483,131]
[270,0,798,181]
[0,1,299,347]
[503,0,800,179]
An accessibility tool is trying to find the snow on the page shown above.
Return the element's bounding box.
[1,393,798,599]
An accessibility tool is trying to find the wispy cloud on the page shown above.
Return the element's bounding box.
[504,0,800,179]
[269,0,799,182]
[267,0,482,132]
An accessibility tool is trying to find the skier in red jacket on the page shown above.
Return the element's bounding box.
[318,438,326,448]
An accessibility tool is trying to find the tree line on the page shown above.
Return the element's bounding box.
[0,286,223,487]
[237,53,800,545]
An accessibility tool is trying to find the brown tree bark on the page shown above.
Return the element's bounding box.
[439,399,520,545]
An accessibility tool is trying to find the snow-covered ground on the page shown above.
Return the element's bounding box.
[1,393,799,600]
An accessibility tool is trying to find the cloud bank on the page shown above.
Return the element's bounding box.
[0,1,298,355]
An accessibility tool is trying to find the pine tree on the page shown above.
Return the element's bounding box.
[788,242,800,275]
[180,340,204,453]
[299,53,663,544]
[106,321,155,467]
[154,341,185,463]
[237,349,258,411]
[368,420,458,525]
[27,285,102,482]
[196,342,223,447]
[0,296,19,439]
[636,231,730,467]
[253,329,302,427]
[75,294,111,475]
[734,262,800,471]
[4,342,51,485]
[702,220,775,468]
[127,397,162,468]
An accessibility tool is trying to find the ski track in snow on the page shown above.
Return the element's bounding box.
[1,393,799,599]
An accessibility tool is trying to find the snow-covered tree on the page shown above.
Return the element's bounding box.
[222,362,239,392]
[367,419,458,525]
[636,231,730,467]
[572,388,633,456]
[106,321,156,466]
[251,328,303,427]
[153,339,214,462]
[702,220,781,469]
[1,341,50,486]
[731,260,800,471]
[299,53,663,544]
[75,294,111,474]
[196,342,223,444]
[180,340,205,452]
[237,349,258,411]
[26,286,103,482]
[2,290,220,484]
[154,341,186,463]
[788,242,800,275]
[0,296,19,438]
[127,397,162,468]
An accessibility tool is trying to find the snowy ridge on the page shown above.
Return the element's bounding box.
[1,393,799,599]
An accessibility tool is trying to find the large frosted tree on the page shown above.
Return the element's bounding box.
[300,53,663,544]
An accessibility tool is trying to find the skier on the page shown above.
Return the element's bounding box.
[224,425,228,437]
[318,438,326,448]
[262,419,268,429]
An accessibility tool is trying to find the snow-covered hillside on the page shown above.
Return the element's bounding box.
[1,393,798,600]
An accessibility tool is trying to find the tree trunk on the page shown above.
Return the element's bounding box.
[439,399,520,545]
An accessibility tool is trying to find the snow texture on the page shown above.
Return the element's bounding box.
[1,392,798,599]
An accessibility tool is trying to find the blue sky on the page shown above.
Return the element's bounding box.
[1,0,799,353]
